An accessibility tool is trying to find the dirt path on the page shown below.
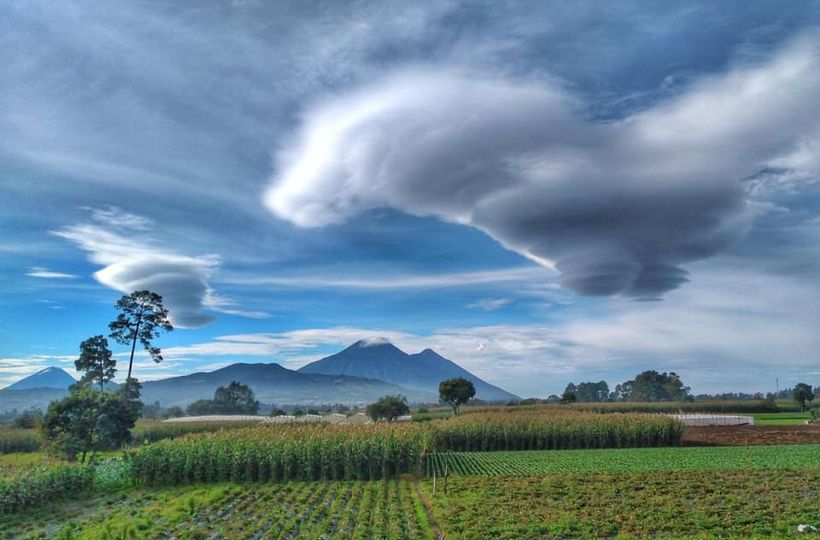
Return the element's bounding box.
[684,424,820,446]
[414,479,445,540]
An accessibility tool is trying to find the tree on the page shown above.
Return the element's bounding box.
[793,383,814,412]
[439,378,476,415]
[186,381,260,416]
[366,395,410,422]
[41,386,140,462]
[75,335,116,391]
[613,371,691,402]
[213,381,260,414]
[108,290,173,394]
[560,389,577,404]
[165,406,185,418]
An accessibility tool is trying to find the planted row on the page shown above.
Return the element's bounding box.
[0,429,42,455]
[0,465,93,513]
[131,424,432,485]
[432,411,683,452]
[130,411,684,485]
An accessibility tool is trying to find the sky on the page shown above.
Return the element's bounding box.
[1,1,819,397]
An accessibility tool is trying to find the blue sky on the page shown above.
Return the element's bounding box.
[1,1,819,397]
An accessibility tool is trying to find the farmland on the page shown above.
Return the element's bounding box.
[421,468,820,539]
[429,444,820,475]
[2,405,819,538]
[3,466,818,539]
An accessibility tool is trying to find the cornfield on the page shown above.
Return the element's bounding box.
[0,429,42,454]
[131,424,432,485]
[130,411,683,485]
[0,465,93,513]
[432,410,683,452]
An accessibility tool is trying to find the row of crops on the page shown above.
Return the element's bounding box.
[1,481,436,540]
[0,420,259,455]
[422,468,820,539]
[130,411,683,484]
[0,465,93,513]
[429,444,820,476]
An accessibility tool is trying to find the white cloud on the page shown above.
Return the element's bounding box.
[52,208,261,328]
[25,267,78,279]
[266,33,820,299]
[468,297,512,311]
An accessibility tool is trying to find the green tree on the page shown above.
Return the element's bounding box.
[366,395,410,422]
[213,381,260,414]
[186,399,216,416]
[108,290,173,394]
[614,371,691,402]
[560,388,577,404]
[41,386,140,462]
[74,335,116,391]
[793,383,814,412]
[439,378,476,415]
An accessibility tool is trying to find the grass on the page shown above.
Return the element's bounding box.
[429,444,820,476]
[422,468,820,539]
[0,480,436,540]
[751,412,811,425]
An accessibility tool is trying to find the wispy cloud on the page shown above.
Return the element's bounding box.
[25,267,77,279]
[221,267,551,290]
[468,298,512,311]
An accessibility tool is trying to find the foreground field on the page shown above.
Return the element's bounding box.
[4,468,818,539]
[1,480,434,540]
[421,468,820,539]
[429,444,820,475]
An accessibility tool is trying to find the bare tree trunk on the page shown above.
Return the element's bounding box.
[126,312,143,394]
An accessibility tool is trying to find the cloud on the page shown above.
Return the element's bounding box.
[266,33,820,299]
[220,266,550,290]
[51,207,262,328]
[25,267,77,279]
[468,298,512,311]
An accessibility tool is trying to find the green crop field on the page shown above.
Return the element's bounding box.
[751,412,811,425]
[429,444,820,476]
[4,468,819,539]
[1,480,435,540]
[421,468,820,539]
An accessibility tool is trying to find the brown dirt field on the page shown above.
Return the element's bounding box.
[683,424,820,446]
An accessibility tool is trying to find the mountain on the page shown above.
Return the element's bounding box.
[4,367,76,390]
[298,340,519,402]
[140,362,437,407]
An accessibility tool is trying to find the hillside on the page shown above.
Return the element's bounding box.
[298,340,519,402]
[140,362,437,407]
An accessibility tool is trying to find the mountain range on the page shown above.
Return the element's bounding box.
[0,340,518,412]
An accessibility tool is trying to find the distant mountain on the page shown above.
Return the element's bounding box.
[4,367,76,390]
[298,340,519,402]
[140,362,437,407]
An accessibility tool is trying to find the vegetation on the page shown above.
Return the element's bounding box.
[793,382,814,411]
[366,395,410,422]
[0,429,42,455]
[0,480,435,540]
[74,335,116,392]
[429,444,820,475]
[439,378,476,415]
[0,464,93,513]
[186,381,260,416]
[41,387,140,462]
[129,411,683,485]
[612,370,692,401]
[432,410,683,452]
[108,290,173,392]
[422,468,820,539]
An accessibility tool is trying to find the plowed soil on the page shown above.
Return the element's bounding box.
[683,424,820,446]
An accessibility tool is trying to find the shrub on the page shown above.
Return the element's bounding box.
[0,429,42,454]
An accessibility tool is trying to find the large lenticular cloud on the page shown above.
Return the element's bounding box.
[266,35,820,298]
